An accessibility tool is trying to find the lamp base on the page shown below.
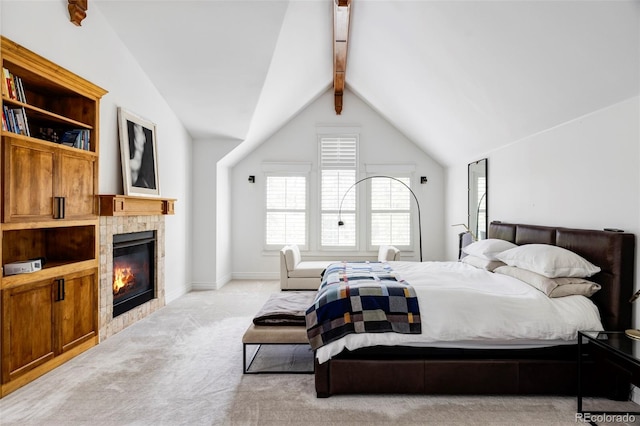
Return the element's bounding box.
[625,329,640,340]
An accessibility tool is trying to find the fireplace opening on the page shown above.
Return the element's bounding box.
[112,231,156,318]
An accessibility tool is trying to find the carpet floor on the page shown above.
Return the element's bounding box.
[0,280,637,425]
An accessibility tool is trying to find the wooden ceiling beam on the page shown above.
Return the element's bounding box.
[68,0,88,26]
[333,0,351,115]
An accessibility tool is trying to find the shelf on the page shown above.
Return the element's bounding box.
[2,96,94,129]
[1,259,98,289]
[98,195,176,216]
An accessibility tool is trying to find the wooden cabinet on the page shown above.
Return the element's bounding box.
[1,279,55,383]
[57,268,98,354]
[2,138,97,222]
[0,36,106,397]
[0,268,97,384]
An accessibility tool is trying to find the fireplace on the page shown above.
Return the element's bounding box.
[112,231,156,318]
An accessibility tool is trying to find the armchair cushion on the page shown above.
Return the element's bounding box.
[378,245,400,261]
[282,244,302,271]
[288,261,329,278]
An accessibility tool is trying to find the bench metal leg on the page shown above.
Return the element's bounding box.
[242,343,314,374]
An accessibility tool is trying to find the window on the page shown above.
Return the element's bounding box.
[320,136,357,247]
[370,176,412,246]
[265,175,307,247]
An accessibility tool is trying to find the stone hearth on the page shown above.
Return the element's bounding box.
[99,215,166,341]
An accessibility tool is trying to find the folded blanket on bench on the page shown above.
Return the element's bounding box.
[253,291,317,326]
[305,262,421,350]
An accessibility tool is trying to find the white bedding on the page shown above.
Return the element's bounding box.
[315,260,603,363]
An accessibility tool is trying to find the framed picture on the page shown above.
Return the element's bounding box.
[117,107,160,196]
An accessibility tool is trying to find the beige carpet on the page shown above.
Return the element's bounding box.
[0,280,637,425]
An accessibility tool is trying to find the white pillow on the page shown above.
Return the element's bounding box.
[462,238,518,261]
[495,244,601,278]
[461,255,506,272]
[494,265,601,298]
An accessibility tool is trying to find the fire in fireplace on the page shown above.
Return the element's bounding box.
[112,231,156,317]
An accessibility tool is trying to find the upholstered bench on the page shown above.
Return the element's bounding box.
[242,291,315,374]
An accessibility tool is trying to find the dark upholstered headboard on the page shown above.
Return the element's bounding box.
[489,221,636,331]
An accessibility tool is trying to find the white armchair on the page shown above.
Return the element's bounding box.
[280,245,332,290]
[377,245,400,261]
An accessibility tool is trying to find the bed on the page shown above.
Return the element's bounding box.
[312,221,636,397]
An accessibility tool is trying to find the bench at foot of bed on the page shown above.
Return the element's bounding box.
[242,324,313,374]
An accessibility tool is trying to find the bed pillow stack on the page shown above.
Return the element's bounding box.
[493,244,601,298]
[460,239,516,271]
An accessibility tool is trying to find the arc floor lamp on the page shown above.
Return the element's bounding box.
[337,175,423,262]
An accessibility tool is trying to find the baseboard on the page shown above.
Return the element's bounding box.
[232,272,279,280]
[165,283,190,302]
[191,282,217,291]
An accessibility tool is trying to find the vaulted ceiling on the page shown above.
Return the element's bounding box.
[94,0,639,167]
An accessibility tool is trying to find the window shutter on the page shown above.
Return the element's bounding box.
[265,175,306,246]
[320,137,357,247]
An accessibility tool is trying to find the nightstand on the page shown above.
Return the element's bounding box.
[578,331,640,424]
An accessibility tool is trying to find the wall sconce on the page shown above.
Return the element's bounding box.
[420,176,428,184]
[248,176,255,183]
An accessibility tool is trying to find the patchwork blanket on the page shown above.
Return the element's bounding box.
[305,262,421,350]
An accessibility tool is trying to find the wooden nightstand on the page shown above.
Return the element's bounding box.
[578,331,640,424]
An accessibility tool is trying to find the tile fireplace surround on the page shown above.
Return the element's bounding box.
[99,215,166,341]
[97,194,175,341]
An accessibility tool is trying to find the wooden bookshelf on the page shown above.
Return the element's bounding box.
[0,36,107,397]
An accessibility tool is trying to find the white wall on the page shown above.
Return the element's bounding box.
[230,88,445,279]
[446,96,640,319]
[1,1,192,302]
[191,139,238,289]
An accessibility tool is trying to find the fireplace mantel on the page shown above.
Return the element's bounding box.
[98,194,176,217]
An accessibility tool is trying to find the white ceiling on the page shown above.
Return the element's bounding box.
[95,0,639,167]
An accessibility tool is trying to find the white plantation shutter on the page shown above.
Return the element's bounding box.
[265,175,306,246]
[320,137,357,168]
[370,176,411,246]
[320,137,357,247]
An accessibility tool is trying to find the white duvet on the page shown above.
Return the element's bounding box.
[315,261,603,363]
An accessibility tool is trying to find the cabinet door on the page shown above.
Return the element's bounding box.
[56,268,97,354]
[2,138,55,222]
[1,280,55,383]
[56,150,97,219]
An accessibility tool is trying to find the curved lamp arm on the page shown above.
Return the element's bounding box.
[337,175,423,262]
[475,191,487,240]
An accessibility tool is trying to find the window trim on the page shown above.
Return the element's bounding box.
[364,164,417,253]
[318,134,359,251]
[262,162,311,251]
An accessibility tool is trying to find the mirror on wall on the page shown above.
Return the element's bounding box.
[468,159,488,240]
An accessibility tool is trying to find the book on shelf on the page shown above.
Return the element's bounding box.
[2,106,31,136]
[2,68,27,103]
[12,107,30,136]
[3,67,15,100]
[1,107,7,131]
[60,128,90,150]
[14,76,26,103]
[1,68,8,98]
[5,107,16,133]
